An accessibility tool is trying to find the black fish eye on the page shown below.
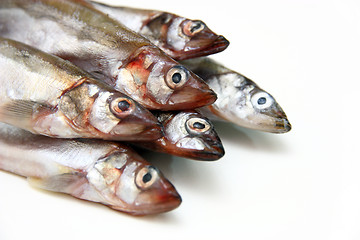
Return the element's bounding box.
[257,97,267,105]
[191,22,203,33]
[193,122,206,129]
[165,66,189,89]
[110,97,134,117]
[186,117,211,134]
[135,166,158,190]
[142,172,152,183]
[172,72,182,84]
[118,100,131,111]
[183,20,205,36]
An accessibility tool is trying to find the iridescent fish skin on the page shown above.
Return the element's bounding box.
[0,123,181,215]
[134,110,224,161]
[91,2,229,60]
[0,38,162,141]
[0,0,216,110]
[181,58,291,133]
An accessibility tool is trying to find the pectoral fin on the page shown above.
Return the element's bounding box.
[0,100,53,123]
[28,172,88,196]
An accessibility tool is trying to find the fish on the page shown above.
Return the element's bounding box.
[0,123,181,215]
[90,2,230,60]
[0,37,162,141]
[0,0,216,110]
[133,110,224,161]
[181,57,291,133]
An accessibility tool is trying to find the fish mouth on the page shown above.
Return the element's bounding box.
[111,194,181,216]
[273,118,292,133]
[177,35,230,60]
[120,191,182,216]
[123,123,164,141]
[250,117,291,134]
[224,108,292,133]
[190,143,225,161]
[199,35,230,56]
[135,194,182,216]
[110,107,163,141]
[167,86,217,111]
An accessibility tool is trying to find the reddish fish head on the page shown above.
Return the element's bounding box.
[89,150,181,215]
[116,47,216,110]
[142,13,229,60]
[137,110,224,161]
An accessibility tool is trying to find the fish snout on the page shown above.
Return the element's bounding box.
[111,105,163,141]
[270,107,292,133]
[149,181,182,214]
[209,35,230,53]
[196,139,225,161]
[130,180,182,215]
[258,102,291,133]
[167,74,217,110]
[180,35,230,60]
[274,118,292,133]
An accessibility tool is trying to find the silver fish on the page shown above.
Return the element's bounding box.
[133,110,225,161]
[0,37,162,141]
[90,1,229,60]
[0,123,181,215]
[0,0,216,110]
[182,57,291,133]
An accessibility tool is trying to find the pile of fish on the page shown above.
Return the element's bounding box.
[0,0,291,215]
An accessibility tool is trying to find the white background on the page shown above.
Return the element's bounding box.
[0,0,359,239]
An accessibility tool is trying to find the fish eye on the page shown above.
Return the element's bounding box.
[257,97,267,105]
[183,20,205,36]
[186,117,212,134]
[135,166,159,190]
[165,66,189,89]
[110,97,134,117]
[251,92,274,110]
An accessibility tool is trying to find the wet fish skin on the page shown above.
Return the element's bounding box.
[0,0,216,110]
[181,57,291,133]
[133,110,224,161]
[0,37,162,141]
[91,1,229,60]
[0,123,181,215]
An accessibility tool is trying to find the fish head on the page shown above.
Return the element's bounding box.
[89,150,181,215]
[246,88,291,133]
[143,13,229,60]
[174,19,229,60]
[118,47,217,110]
[209,73,291,133]
[87,89,162,140]
[150,111,224,160]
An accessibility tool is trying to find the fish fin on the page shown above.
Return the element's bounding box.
[28,172,88,195]
[0,100,52,120]
[89,70,110,82]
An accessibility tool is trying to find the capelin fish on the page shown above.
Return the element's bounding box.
[133,110,224,161]
[0,37,162,141]
[0,0,216,110]
[90,2,230,60]
[181,57,291,133]
[0,123,181,215]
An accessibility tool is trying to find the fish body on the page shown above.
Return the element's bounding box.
[0,37,162,140]
[0,0,216,110]
[181,58,291,133]
[0,123,181,215]
[134,110,224,161]
[91,2,229,60]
